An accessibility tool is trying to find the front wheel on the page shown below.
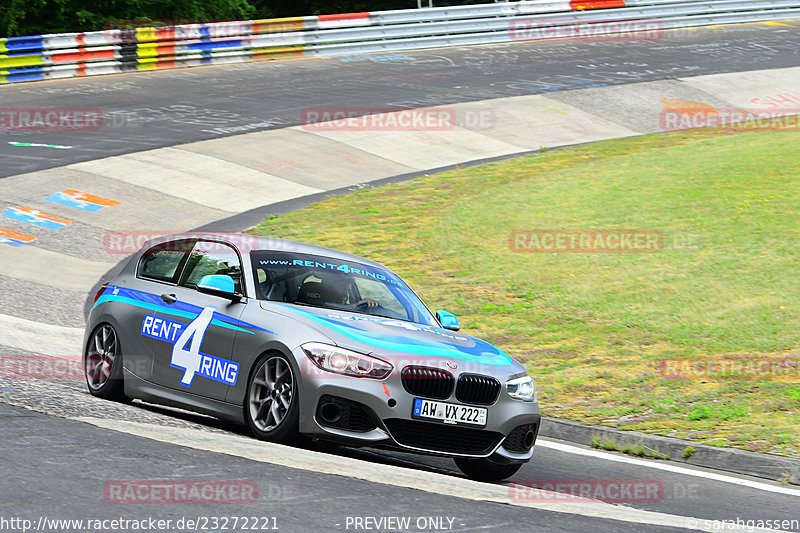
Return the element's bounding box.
[83,323,129,402]
[246,353,301,443]
[454,457,522,482]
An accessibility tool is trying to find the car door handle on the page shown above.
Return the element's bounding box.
[160,293,177,304]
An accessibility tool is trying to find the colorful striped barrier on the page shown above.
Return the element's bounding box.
[2,0,799,84]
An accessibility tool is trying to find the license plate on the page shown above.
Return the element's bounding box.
[412,398,487,427]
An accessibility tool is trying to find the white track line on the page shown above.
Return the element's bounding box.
[0,313,83,358]
[537,439,800,497]
[0,245,112,293]
[73,417,783,532]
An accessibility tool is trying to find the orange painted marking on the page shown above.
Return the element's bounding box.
[661,98,719,116]
[318,12,371,21]
[253,47,305,59]
[51,49,116,63]
[156,44,176,55]
[253,18,305,33]
[15,207,74,225]
[0,228,36,243]
[570,0,626,9]
[62,189,121,207]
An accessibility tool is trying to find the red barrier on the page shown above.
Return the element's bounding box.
[571,0,627,9]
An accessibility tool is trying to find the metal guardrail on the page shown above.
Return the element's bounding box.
[1,0,798,84]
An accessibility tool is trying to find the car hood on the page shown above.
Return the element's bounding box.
[263,302,513,367]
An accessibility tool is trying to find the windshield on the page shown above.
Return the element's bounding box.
[250,251,438,326]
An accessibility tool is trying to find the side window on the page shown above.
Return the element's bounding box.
[353,278,408,319]
[138,240,194,283]
[179,241,243,294]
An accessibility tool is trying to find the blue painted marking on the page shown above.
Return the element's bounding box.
[2,207,70,230]
[4,71,45,83]
[187,39,242,51]
[0,236,27,247]
[2,65,46,74]
[5,36,45,52]
[43,192,105,212]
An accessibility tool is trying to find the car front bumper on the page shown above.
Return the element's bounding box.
[294,349,541,463]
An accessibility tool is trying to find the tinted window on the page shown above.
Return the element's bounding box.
[138,240,194,283]
[179,241,243,293]
[251,251,436,326]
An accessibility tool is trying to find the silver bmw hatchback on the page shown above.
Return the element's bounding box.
[84,233,541,481]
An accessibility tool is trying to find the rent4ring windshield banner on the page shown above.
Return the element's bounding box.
[252,252,407,288]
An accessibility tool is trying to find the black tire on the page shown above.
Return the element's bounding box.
[245,352,301,444]
[83,323,129,402]
[454,457,523,482]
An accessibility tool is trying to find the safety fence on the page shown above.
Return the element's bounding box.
[1,0,799,84]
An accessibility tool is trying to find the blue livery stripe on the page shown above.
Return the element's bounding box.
[286,306,512,366]
[94,286,273,335]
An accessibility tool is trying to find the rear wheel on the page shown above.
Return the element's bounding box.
[83,324,129,402]
[454,457,522,482]
[246,353,300,443]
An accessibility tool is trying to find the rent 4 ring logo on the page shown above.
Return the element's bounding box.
[141,307,239,386]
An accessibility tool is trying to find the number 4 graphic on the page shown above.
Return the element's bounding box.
[171,307,215,386]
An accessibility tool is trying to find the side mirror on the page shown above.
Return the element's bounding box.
[436,310,460,331]
[197,275,241,302]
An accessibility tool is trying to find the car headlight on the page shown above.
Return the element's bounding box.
[302,342,393,379]
[507,375,536,402]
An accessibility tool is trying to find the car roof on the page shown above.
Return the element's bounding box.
[141,233,388,269]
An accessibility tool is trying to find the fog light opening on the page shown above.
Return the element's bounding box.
[319,402,343,424]
[523,429,535,449]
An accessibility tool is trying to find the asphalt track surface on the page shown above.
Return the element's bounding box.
[2,21,800,178]
[1,21,800,533]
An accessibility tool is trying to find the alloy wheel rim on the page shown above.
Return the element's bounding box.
[249,357,293,432]
[86,325,117,390]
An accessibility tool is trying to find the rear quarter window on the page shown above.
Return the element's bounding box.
[138,240,194,283]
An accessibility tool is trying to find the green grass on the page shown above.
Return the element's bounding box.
[251,127,800,457]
